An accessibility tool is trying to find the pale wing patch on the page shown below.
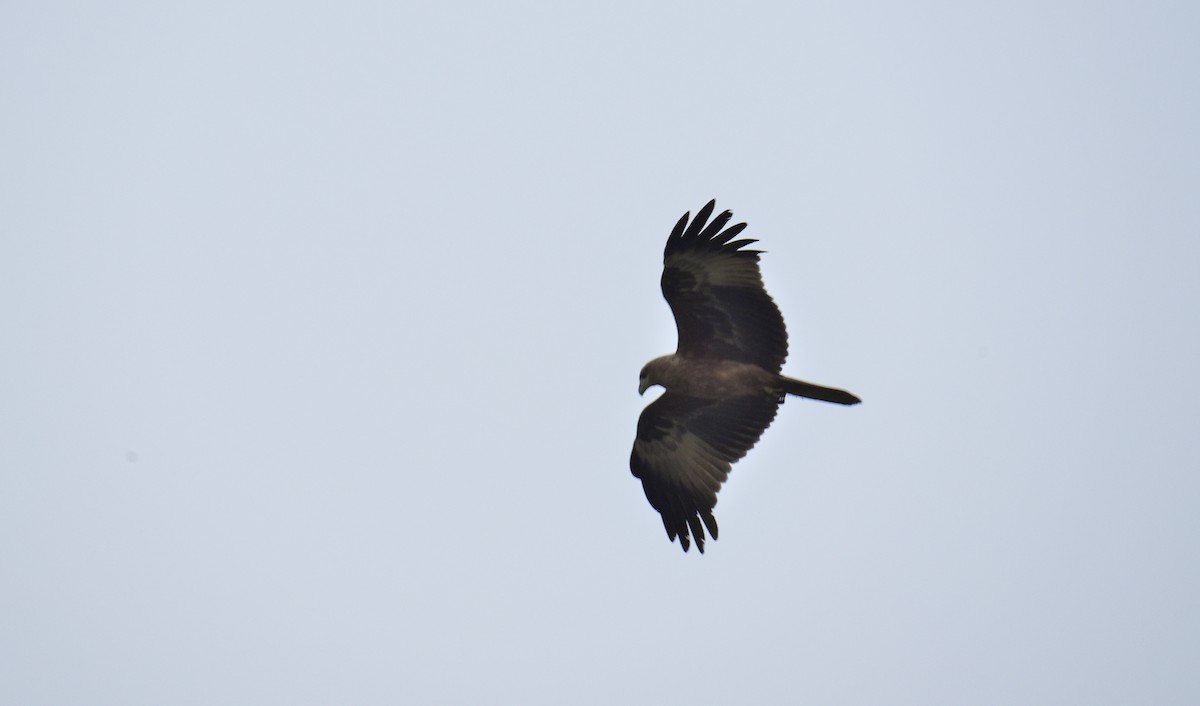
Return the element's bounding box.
[636,426,730,496]
[669,250,765,288]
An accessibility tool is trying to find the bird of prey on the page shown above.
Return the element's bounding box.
[631,200,860,553]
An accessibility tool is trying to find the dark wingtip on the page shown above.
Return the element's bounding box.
[668,211,690,242]
[682,200,717,240]
[664,200,752,259]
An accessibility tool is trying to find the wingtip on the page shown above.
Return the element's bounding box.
[668,211,690,242]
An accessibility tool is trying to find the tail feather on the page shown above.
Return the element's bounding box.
[779,376,861,405]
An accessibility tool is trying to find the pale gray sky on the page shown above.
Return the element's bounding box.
[3,1,1198,704]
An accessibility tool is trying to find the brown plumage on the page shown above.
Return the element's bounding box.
[630,200,861,553]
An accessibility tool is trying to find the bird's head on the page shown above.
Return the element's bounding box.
[638,365,652,395]
[638,356,672,395]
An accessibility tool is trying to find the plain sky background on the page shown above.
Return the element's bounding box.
[3,1,1198,704]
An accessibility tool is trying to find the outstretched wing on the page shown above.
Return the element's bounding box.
[630,392,782,553]
[662,200,789,372]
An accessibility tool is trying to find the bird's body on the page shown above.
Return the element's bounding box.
[631,200,860,553]
[639,355,778,399]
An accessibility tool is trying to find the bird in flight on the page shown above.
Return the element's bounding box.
[631,200,861,553]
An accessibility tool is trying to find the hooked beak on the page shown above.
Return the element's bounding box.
[638,379,649,395]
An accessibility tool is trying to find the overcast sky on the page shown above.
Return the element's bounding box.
[3,1,1198,704]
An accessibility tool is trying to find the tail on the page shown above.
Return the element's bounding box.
[779,375,862,405]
